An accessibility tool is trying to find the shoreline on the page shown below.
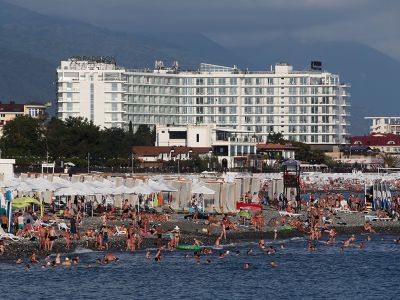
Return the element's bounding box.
[2,223,400,261]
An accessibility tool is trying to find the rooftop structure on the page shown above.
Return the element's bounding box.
[365,117,400,135]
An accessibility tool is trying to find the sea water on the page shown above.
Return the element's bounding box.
[0,235,399,299]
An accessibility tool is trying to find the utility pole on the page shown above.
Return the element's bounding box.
[87,152,90,174]
[131,152,134,174]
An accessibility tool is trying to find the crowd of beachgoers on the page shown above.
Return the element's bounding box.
[2,185,400,270]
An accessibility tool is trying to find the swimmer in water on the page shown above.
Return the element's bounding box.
[244,263,251,269]
[367,236,372,241]
[145,250,151,259]
[247,249,253,256]
[394,238,400,244]
[155,249,161,261]
[280,244,286,249]
[16,258,22,265]
[358,242,365,249]
[235,250,241,256]
[30,251,39,264]
[267,246,276,255]
[193,251,201,259]
[307,243,317,251]
[258,239,266,250]
[270,261,278,267]
[215,237,222,247]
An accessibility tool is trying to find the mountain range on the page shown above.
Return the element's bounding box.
[0,0,399,135]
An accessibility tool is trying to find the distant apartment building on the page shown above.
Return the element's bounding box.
[0,101,50,136]
[155,124,257,168]
[56,57,126,128]
[366,117,400,135]
[56,58,351,147]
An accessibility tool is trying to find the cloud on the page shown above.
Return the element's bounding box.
[10,0,400,59]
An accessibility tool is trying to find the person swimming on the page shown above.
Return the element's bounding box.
[244,263,251,269]
[235,250,241,256]
[145,250,151,259]
[270,261,278,267]
[247,249,253,256]
[267,246,276,255]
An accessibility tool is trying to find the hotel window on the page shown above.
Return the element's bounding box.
[244,88,252,95]
[311,106,318,114]
[255,107,262,114]
[289,97,297,104]
[311,116,318,123]
[219,87,226,95]
[230,78,237,85]
[218,116,226,123]
[266,87,274,94]
[289,116,297,123]
[299,116,307,123]
[300,107,307,114]
[230,107,237,114]
[267,78,274,85]
[289,77,297,85]
[219,107,227,114]
[266,116,274,123]
[218,78,226,85]
[245,116,252,123]
[230,87,237,94]
[207,78,215,85]
[255,78,262,85]
[289,87,296,95]
[207,88,214,95]
[299,87,308,94]
[230,116,237,123]
[244,97,252,105]
[266,97,274,104]
[255,88,263,95]
[266,107,274,114]
[289,107,297,114]
[255,97,261,104]
[289,125,296,133]
[196,78,204,85]
[244,78,252,85]
[244,107,252,114]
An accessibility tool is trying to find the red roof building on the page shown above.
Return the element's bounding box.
[351,134,400,154]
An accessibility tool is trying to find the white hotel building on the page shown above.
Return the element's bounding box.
[57,58,350,147]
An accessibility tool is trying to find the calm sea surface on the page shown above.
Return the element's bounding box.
[1,234,399,300]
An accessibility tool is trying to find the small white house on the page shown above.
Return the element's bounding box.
[0,159,15,179]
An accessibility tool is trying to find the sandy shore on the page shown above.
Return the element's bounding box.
[1,209,400,260]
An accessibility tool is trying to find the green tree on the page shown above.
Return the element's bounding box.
[0,115,46,160]
[134,124,153,146]
[267,132,285,144]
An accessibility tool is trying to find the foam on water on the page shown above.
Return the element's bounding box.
[72,247,95,254]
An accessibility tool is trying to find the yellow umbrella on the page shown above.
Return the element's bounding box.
[12,197,43,217]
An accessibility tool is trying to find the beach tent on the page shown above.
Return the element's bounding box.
[192,183,215,212]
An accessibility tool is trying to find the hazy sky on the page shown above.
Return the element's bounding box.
[11,0,400,60]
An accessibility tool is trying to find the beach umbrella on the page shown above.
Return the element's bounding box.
[54,186,86,196]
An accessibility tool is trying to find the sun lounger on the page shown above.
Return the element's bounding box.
[278,211,302,217]
[365,215,392,222]
[0,227,24,242]
[57,222,70,231]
